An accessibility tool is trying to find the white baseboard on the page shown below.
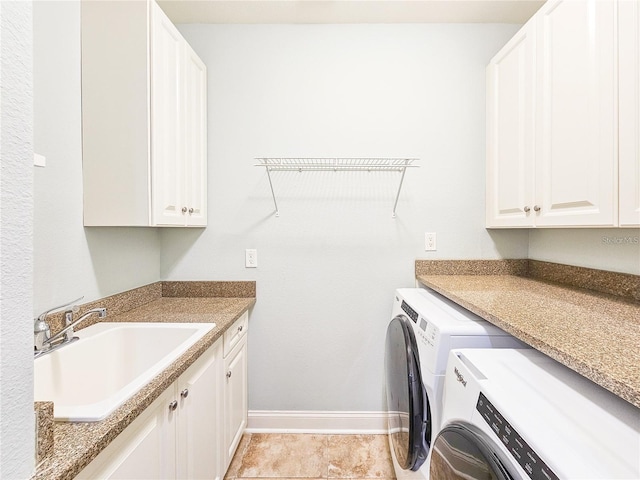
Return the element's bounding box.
[246,410,390,434]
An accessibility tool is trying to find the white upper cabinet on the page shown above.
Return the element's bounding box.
[534,0,616,227]
[486,22,536,227]
[619,0,640,227]
[487,0,621,228]
[181,43,208,227]
[150,4,184,226]
[82,0,207,227]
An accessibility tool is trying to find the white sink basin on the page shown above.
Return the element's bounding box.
[34,322,216,422]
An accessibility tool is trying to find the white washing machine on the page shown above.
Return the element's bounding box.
[384,288,528,480]
[432,348,640,479]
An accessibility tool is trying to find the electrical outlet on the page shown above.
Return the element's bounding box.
[425,232,437,251]
[245,249,258,268]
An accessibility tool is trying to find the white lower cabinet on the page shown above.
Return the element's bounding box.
[177,340,224,480]
[223,313,249,470]
[76,315,250,480]
[76,339,223,480]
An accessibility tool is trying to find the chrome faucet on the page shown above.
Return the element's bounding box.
[34,297,107,358]
[34,296,83,352]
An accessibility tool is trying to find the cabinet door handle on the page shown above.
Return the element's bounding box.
[180,389,189,399]
[169,400,178,412]
[533,205,541,212]
[188,208,194,214]
[238,325,243,333]
[181,207,188,214]
[226,371,232,379]
[524,206,530,213]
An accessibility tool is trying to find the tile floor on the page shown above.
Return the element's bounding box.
[225,433,396,480]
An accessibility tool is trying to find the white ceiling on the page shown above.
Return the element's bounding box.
[158,0,545,24]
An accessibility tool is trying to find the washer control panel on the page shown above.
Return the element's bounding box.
[401,300,419,323]
[402,301,438,345]
[476,392,559,480]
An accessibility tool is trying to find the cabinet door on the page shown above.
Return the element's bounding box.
[177,339,223,480]
[81,0,152,227]
[224,336,248,469]
[534,0,616,226]
[619,0,640,227]
[75,387,177,480]
[182,42,208,227]
[486,22,536,228]
[151,1,185,226]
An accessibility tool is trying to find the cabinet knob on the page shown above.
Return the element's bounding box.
[524,206,531,213]
[533,205,541,212]
[181,207,188,214]
[238,325,243,333]
[180,389,189,399]
[188,208,194,214]
[226,371,232,379]
[169,400,178,412]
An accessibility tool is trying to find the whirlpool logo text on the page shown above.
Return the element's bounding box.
[454,367,467,387]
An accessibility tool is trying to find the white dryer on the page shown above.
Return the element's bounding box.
[432,348,640,479]
[384,288,528,480]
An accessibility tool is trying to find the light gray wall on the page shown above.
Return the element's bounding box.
[167,24,528,411]
[33,1,161,314]
[0,1,35,477]
[529,229,640,275]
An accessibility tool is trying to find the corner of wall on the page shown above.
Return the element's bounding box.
[0,1,36,477]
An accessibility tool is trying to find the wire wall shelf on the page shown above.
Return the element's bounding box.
[254,157,419,217]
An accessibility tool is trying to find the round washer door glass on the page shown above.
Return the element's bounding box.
[430,423,515,480]
[384,314,430,471]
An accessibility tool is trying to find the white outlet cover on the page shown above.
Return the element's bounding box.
[425,232,437,251]
[245,249,258,268]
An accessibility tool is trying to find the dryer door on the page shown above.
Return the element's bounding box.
[385,315,430,471]
[429,423,517,480]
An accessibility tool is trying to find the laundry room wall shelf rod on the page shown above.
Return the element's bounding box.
[254,157,419,218]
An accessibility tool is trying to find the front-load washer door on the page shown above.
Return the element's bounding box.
[430,423,518,480]
[385,314,431,471]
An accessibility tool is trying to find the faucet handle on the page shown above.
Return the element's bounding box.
[34,317,50,335]
[36,296,84,322]
[64,303,82,325]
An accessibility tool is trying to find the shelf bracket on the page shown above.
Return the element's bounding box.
[264,166,279,217]
[392,165,408,218]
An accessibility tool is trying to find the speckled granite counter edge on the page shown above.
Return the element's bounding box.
[527,260,640,302]
[35,402,54,465]
[45,282,162,335]
[415,259,529,277]
[416,275,640,408]
[162,280,256,298]
[415,259,640,302]
[33,282,256,480]
[414,260,640,405]
[45,281,257,336]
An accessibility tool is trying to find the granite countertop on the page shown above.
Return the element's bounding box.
[33,295,255,480]
[415,261,640,409]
